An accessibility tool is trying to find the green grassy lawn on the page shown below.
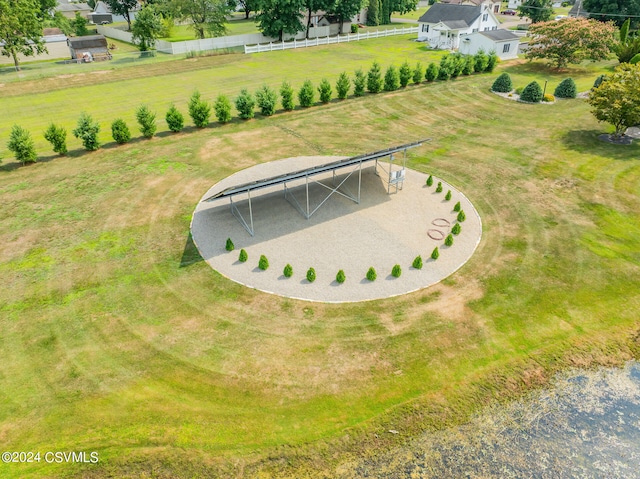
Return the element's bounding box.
[392,6,429,20]
[0,38,639,478]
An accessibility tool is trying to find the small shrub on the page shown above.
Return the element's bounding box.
[258,254,269,270]
[431,247,439,260]
[463,55,475,75]
[255,85,277,116]
[425,62,439,82]
[542,93,555,102]
[350,23,358,33]
[367,61,383,93]
[366,266,377,281]
[592,74,606,90]
[457,210,466,222]
[445,234,453,246]
[283,263,293,277]
[554,78,577,99]
[280,81,295,111]
[383,65,401,91]
[412,255,423,269]
[239,249,248,262]
[111,119,131,144]
[399,61,412,87]
[235,89,256,119]
[452,223,461,235]
[73,112,100,151]
[43,123,67,155]
[298,80,315,107]
[413,62,423,84]
[486,52,498,72]
[436,182,443,193]
[188,91,211,127]
[165,105,184,132]
[353,68,366,97]
[453,201,461,212]
[519,81,543,103]
[318,78,332,103]
[306,267,316,283]
[136,104,157,138]
[8,125,37,164]
[225,238,234,251]
[474,49,489,73]
[336,72,350,99]
[426,175,433,187]
[515,86,524,95]
[437,55,453,81]
[445,190,452,201]
[451,53,465,78]
[336,269,346,283]
[491,72,512,93]
[214,94,232,123]
[391,264,402,278]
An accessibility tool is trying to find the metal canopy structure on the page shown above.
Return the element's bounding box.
[204,140,429,236]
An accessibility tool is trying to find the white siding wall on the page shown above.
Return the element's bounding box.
[458,33,518,59]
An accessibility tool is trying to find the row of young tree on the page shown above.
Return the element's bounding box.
[6,52,497,164]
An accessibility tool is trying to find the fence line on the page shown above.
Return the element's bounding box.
[244,27,419,54]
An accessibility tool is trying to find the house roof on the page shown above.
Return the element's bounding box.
[56,3,91,12]
[68,35,108,49]
[418,4,482,27]
[478,29,519,41]
[441,0,499,5]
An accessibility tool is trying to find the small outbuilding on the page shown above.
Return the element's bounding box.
[458,29,520,59]
[67,35,112,62]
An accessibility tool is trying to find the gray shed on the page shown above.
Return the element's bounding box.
[67,35,111,62]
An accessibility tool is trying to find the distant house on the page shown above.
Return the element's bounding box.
[56,1,92,19]
[0,28,69,65]
[93,0,141,23]
[417,3,501,50]
[441,0,502,15]
[459,29,520,59]
[507,0,523,9]
[67,35,112,62]
[305,11,353,35]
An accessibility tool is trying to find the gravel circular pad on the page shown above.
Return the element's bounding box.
[191,156,482,303]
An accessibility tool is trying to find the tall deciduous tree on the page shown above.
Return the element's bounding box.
[0,0,46,71]
[255,0,305,41]
[329,0,364,34]
[518,0,553,23]
[232,0,259,19]
[583,0,640,28]
[173,0,231,38]
[132,5,164,51]
[304,0,331,39]
[588,63,640,137]
[104,0,139,31]
[526,18,617,69]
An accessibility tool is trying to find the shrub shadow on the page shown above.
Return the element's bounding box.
[561,130,640,159]
[180,232,204,268]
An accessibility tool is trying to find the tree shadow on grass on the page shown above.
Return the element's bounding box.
[561,129,640,159]
[180,232,204,268]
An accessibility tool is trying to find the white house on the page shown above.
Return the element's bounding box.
[93,0,140,23]
[458,29,520,59]
[507,0,523,9]
[417,3,501,50]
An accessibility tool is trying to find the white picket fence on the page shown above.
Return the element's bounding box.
[244,26,419,54]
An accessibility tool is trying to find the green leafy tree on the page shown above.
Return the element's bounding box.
[329,0,365,34]
[391,264,401,278]
[526,17,617,69]
[235,89,256,119]
[412,62,423,84]
[70,11,89,36]
[255,0,305,41]
[486,51,498,72]
[304,0,332,39]
[412,255,422,269]
[173,0,231,39]
[136,105,157,138]
[399,61,412,87]
[520,81,544,103]
[366,0,379,26]
[214,94,232,123]
[104,0,138,31]
[298,80,315,107]
[353,68,366,96]
[451,53,465,77]
[425,62,438,81]
[165,105,185,132]
[318,78,332,103]
[445,190,452,201]
[306,267,316,282]
[283,263,293,277]
[492,72,513,92]
[367,61,383,93]
[554,78,577,98]
[225,238,234,251]
[111,118,131,144]
[234,0,259,19]
[188,91,211,127]
[426,175,433,186]
[255,85,278,116]
[463,55,475,75]
[518,0,553,23]
[8,125,37,164]
[457,210,466,222]
[431,247,439,260]
[474,49,488,73]
[384,65,401,91]
[366,266,377,281]
[336,72,350,99]
[258,254,269,270]
[336,269,346,283]
[239,248,248,262]
[43,123,67,155]
[438,55,454,80]
[583,0,640,28]
[453,201,461,212]
[73,112,100,151]
[445,234,453,246]
[0,0,46,71]
[587,63,640,137]
[452,223,461,235]
[280,81,295,110]
[132,5,163,51]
